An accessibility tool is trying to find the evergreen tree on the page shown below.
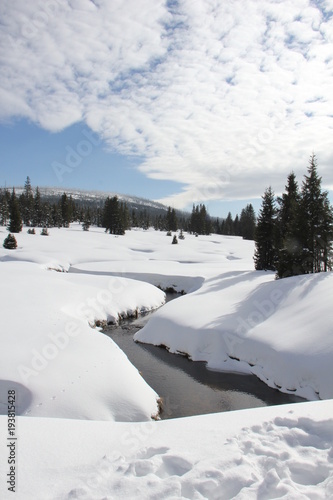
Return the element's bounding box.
[103,196,126,234]
[189,203,211,235]
[275,173,303,278]
[119,202,130,231]
[3,233,17,249]
[240,204,256,240]
[224,212,234,235]
[20,176,34,226]
[51,203,62,228]
[254,186,277,271]
[8,189,22,233]
[166,207,178,231]
[60,193,72,227]
[0,188,10,226]
[82,208,91,231]
[299,154,333,273]
[32,187,43,227]
[234,214,241,236]
[189,205,199,234]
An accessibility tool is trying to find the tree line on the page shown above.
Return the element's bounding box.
[1,177,257,240]
[254,154,333,278]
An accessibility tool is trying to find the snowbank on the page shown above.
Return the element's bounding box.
[0,227,166,421]
[1,399,332,499]
[136,270,333,401]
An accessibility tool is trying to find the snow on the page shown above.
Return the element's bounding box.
[1,400,333,499]
[135,270,333,401]
[0,224,332,498]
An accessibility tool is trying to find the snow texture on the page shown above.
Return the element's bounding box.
[0,224,332,498]
[0,401,332,499]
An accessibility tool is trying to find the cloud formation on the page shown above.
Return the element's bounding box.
[1,0,333,207]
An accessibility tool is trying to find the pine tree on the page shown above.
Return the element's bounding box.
[82,208,91,231]
[3,233,17,249]
[240,204,256,240]
[32,187,43,227]
[224,212,234,235]
[0,188,10,226]
[103,196,126,235]
[275,173,303,278]
[189,204,211,235]
[299,154,333,273]
[8,189,22,233]
[20,176,34,226]
[254,186,277,271]
[60,193,72,228]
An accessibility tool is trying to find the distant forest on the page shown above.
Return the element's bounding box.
[2,154,332,281]
[0,177,256,239]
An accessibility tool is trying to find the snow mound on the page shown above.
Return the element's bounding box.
[0,261,165,421]
[135,271,333,401]
[2,400,332,499]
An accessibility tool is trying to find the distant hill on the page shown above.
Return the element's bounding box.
[12,186,188,219]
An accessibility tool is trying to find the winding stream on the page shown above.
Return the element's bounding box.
[103,295,305,419]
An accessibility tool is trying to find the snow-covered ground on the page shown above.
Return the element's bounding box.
[0,224,332,498]
[1,400,333,499]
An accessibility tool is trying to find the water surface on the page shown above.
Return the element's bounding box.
[103,299,304,419]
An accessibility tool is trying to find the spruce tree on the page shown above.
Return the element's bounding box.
[240,204,256,240]
[3,233,17,249]
[299,154,333,273]
[32,187,43,227]
[60,193,71,228]
[276,173,303,278]
[20,176,34,226]
[0,188,10,226]
[8,189,22,233]
[82,208,91,231]
[224,212,234,235]
[103,196,126,235]
[254,186,277,271]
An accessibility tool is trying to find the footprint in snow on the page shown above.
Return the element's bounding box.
[156,455,193,478]
[138,446,169,460]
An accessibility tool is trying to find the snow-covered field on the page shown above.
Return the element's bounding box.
[0,224,332,498]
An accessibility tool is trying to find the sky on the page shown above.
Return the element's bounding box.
[0,0,333,217]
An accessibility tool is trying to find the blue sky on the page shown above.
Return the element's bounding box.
[0,119,184,201]
[0,0,333,218]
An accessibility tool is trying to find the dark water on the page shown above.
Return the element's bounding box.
[103,297,304,420]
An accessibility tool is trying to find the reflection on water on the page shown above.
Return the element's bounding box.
[103,304,304,420]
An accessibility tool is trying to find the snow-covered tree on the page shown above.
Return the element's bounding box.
[3,233,17,249]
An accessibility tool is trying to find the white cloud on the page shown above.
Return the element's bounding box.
[1,0,333,207]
